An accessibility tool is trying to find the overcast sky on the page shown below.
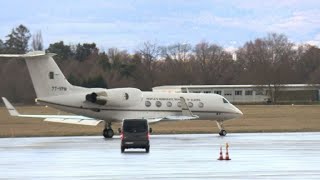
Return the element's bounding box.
[1,0,319,52]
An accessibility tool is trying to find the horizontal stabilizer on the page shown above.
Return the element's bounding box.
[0,51,55,58]
[2,97,20,116]
[44,118,103,126]
[2,97,103,126]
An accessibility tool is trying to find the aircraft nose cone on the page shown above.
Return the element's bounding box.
[233,106,243,116]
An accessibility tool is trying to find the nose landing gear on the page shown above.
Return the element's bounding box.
[216,120,227,136]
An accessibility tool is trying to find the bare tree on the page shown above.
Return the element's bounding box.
[161,43,192,61]
[296,45,320,83]
[236,33,296,103]
[32,31,43,51]
[193,41,234,84]
[138,41,161,89]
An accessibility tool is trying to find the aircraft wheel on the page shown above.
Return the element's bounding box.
[219,130,227,136]
[103,128,114,138]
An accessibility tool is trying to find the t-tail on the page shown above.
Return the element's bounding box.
[0,51,75,98]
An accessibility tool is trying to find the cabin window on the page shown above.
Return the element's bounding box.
[193,91,201,93]
[255,89,264,95]
[224,91,232,96]
[245,90,253,96]
[167,101,172,107]
[181,88,188,93]
[223,98,229,104]
[177,102,182,107]
[49,72,54,79]
[214,90,222,95]
[188,102,193,108]
[145,101,151,107]
[156,101,162,107]
[235,90,242,96]
[198,102,204,108]
[204,91,211,94]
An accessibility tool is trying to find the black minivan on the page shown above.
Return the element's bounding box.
[119,119,152,153]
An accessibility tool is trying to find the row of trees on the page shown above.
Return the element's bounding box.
[1,24,320,103]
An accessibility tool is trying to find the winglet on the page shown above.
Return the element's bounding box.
[1,97,20,116]
[180,97,195,117]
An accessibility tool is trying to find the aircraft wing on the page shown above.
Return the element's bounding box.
[2,97,103,126]
[146,97,199,123]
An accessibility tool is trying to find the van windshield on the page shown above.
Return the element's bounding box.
[123,120,147,133]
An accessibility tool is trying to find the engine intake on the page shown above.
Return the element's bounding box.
[86,92,107,105]
[85,88,143,107]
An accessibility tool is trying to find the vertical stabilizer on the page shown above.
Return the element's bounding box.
[0,51,73,98]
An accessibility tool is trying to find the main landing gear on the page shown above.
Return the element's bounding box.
[216,120,227,136]
[103,122,114,138]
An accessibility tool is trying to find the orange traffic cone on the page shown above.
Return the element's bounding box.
[225,143,231,160]
[217,146,224,160]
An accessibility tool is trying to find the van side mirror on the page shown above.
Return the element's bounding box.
[149,128,153,133]
[118,128,121,133]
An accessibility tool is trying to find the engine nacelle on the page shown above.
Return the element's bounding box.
[85,88,143,107]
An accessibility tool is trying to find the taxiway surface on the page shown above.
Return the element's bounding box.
[0,133,319,179]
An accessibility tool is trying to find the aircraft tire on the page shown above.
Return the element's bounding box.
[219,130,227,136]
[103,129,114,138]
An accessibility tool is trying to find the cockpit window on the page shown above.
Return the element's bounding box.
[223,98,229,104]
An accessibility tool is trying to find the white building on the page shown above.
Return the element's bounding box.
[152,84,320,103]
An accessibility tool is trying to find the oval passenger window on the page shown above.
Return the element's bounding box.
[145,101,151,107]
[156,101,162,107]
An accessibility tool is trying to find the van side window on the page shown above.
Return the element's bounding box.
[145,101,151,107]
[49,72,54,79]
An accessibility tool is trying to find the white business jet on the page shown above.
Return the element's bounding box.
[0,51,242,138]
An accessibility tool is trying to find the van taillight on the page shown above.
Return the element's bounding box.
[120,132,124,140]
[147,132,150,140]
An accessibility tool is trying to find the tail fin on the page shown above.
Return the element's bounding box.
[0,51,73,98]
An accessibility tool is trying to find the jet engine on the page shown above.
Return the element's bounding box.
[85,88,143,107]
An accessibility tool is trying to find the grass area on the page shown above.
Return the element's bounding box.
[0,105,320,137]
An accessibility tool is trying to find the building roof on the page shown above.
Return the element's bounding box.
[153,84,320,90]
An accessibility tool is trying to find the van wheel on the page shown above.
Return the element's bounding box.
[145,146,150,153]
[121,147,125,153]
